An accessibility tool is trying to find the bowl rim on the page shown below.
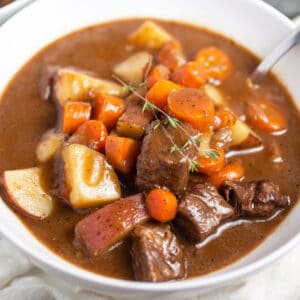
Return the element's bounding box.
[0,0,299,293]
[0,0,33,15]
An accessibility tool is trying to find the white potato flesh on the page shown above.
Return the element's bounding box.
[203,84,225,107]
[36,129,66,163]
[61,144,121,209]
[128,21,173,49]
[230,119,262,149]
[2,167,54,219]
[113,51,152,85]
[53,68,127,106]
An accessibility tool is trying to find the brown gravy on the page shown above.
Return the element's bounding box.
[0,19,299,280]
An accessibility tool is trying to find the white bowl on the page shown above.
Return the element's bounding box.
[0,0,33,24]
[0,0,299,299]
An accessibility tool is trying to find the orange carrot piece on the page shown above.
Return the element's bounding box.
[146,188,178,223]
[245,98,287,133]
[93,94,125,130]
[172,61,208,88]
[146,79,181,109]
[71,120,108,152]
[209,160,245,188]
[196,148,225,175]
[105,136,141,174]
[194,47,232,82]
[167,88,215,132]
[61,101,91,134]
[157,40,186,72]
[214,110,237,130]
[146,64,170,89]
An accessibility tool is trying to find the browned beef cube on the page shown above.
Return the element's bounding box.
[116,99,154,139]
[222,180,290,217]
[74,194,150,256]
[136,121,198,195]
[175,183,234,242]
[130,223,186,282]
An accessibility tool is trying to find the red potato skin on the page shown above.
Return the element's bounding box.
[74,194,150,256]
[0,175,36,219]
[0,174,51,220]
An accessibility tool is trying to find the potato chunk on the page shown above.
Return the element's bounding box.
[113,51,152,85]
[57,144,120,209]
[52,68,127,106]
[129,21,173,49]
[74,194,150,256]
[230,119,262,149]
[36,129,67,163]
[1,167,54,219]
[203,84,225,107]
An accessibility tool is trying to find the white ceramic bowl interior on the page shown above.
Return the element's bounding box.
[0,0,33,24]
[0,0,299,299]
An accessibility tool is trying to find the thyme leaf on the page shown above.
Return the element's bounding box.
[188,160,201,173]
[202,149,220,160]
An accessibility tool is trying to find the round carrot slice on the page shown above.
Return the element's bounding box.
[209,160,245,188]
[245,98,287,133]
[172,61,208,88]
[196,148,225,175]
[194,47,232,82]
[146,188,178,223]
[168,88,215,132]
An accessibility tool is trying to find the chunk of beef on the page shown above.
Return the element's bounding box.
[136,121,198,195]
[74,194,150,256]
[130,223,186,282]
[116,99,154,139]
[175,183,234,242]
[210,127,232,151]
[222,180,290,217]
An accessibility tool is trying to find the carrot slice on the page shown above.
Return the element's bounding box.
[61,101,91,134]
[146,64,170,89]
[196,148,225,175]
[172,61,208,88]
[194,47,232,82]
[105,136,141,174]
[146,188,178,223]
[157,40,186,72]
[209,160,245,188]
[146,79,181,109]
[214,110,237,130]
[71,120,108,152]
[168,88,215,132]
[93,94,125,130]
[245,98,287,133]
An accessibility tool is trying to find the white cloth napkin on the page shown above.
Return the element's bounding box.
[1,235,300,300]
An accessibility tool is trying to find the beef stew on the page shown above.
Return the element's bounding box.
[0,19,299,282]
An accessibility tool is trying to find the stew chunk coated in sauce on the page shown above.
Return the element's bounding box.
[0,19,299,282]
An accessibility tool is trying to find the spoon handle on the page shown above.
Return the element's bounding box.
[250,26,300,85]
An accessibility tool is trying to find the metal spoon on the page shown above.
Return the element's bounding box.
[249,25,300,86]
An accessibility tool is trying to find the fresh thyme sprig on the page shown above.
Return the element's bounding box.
[112,74,220,172]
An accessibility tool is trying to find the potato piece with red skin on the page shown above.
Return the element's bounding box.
[74,194,150,256]
[1,167,54,220]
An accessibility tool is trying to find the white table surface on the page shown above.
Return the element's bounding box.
[0,5,299,300]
